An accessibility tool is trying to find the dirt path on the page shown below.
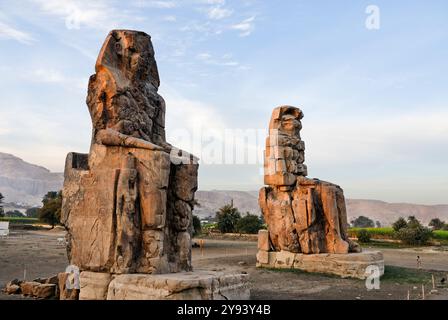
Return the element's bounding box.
[1,231,447,300]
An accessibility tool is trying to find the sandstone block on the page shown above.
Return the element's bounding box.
[257,250,384,279]
[79,272,112,300]
[58,272,80,300]
[257,230,270,251]
[106,271,249,300]
[20,281,41,296]
[256,250,269,265]
[32,284,56,299]
[5,284,20,295]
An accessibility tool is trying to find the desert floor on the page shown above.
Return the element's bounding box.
[1,229,447,300]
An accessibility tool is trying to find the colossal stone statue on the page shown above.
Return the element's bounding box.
[260,105,358,254]
[61,30,198,275]
[257,106,384,279]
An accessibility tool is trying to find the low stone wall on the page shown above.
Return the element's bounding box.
[256,250,384,279]
[80,270,250,300]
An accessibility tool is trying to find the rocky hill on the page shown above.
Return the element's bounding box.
[0,152,63,206]
[1,152,446,224]
[194,191,448,226]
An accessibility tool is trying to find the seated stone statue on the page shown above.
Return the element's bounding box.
[260,105,360,254]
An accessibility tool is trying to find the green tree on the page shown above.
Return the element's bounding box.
[392,217,408,232]
[357,229,371,243]
[429,218,445,230]
[216,203,241,233]
[350,216,374,228]
[26,207,40,218]
[38,191,62,228]
[236,213,263,234]
[0,192,4,217]
[394,216,433,246]
[192,215,202,236]
[407,216,421,229]
[5,210,23,217]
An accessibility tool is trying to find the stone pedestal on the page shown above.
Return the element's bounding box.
[256,249,384,279]
[79,271,250,300]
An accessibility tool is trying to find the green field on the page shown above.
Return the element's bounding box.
[349,227,448,243]
[0,217,39,224]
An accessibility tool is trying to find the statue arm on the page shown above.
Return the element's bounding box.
[96,129,164,151]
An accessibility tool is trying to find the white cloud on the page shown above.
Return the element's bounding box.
[195,52,240,68]
[0,21,35,44]
[163,15,177,22]
[231,16,255,37]
[30,0,128,31]
[196,52,212,60]
[133,0,177,9]
[207,5,233,20]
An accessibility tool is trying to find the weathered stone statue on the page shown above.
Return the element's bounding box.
[59,30,249,300]
[62,30,197,276]
[257,106,384,279]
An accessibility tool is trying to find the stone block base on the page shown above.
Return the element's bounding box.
[256,250,384,279]
[79,271,250,300]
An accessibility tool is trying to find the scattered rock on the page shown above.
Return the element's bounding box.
[5,284,20,295]
[20,281,41,296]
[33,284,56,299]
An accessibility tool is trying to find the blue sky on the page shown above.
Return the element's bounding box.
[0,0,447,204]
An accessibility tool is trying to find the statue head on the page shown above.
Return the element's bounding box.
[269,105,304,137]
[95,29,160,88]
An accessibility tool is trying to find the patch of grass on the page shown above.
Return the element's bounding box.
[361,241,411,249]
[433,230,448,240]
[263,267,345,280]
[0,217,39,224]
[381,266,435,284]
[350,227,448,244]
[349,227,394,239]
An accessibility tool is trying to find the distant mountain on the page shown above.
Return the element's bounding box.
[194,190,260,218]
[1,152,447,225]
[194,191,448,226]
[0,152,63,206]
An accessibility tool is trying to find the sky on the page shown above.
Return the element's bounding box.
[0,0,447,204]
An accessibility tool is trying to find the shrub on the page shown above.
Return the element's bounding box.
[192,215,202,236]
[350,216,375,228]
[357,229,371,243]
[216,204,241,233]
[392,217,407,232]
[395,226,432,246]
[0,192,4,217]
[236,213,263,234]
[429,218,446,230]
[38,191,62,228]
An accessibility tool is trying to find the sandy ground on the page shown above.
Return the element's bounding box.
[1,230,447,300]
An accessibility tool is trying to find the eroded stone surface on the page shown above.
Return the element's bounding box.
[256,250,384,279]
[61,30,198,275]
[259,106,360,255]
[79,272,112,300]
[106,271,250,300]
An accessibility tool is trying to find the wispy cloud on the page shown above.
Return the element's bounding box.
[133,0,177,9]
[195,52,240,67]
[207,5,233,20]
[231,16,255,37]
[0,21,35,44]
[30,0,129,31]
[163,15,177,22]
